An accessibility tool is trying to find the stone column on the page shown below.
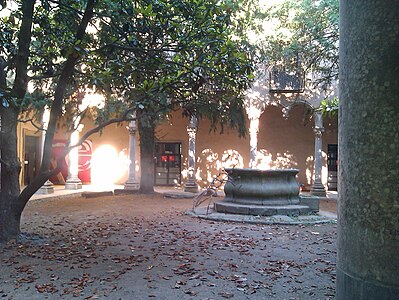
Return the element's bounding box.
[0,115,2,191]
[37,108,54,194]
[184,116,198,192]
[124,119,139,190]
[249,117,259,168]
[310,111,326,197]
[337,1,399,299]
[65,124,83,189]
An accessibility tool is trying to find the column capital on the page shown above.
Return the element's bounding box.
[127,126,136,135]
[282,107,291,119]
[126,120,137,135]
[313,111,324,137]
[313,126,324,138]
[188,116,197,129]
[187,127,196,138]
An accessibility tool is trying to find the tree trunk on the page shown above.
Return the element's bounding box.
[138,114,156,194]
[0,0,97,242]
[0,0,35,242]
[0,108,23,241]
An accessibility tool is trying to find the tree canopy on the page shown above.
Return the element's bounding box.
[87,0,256,192]
[0,0,256,240]
[88,0,255,136]
[250,0,339,90]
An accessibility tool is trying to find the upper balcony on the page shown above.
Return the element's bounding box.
[269,67,305,93]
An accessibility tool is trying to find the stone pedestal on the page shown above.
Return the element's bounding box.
[337,1,399,298]
[310,181,326,197]
[124,181,139,190]
[184,178,198,193]
[124,119,139,190]
[184,117,198,193]
[37,180,55,194]
[311,111,326,197]
[64,176,82,190]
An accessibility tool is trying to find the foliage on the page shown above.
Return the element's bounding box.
[1,0,255,132]
[255,0,339,90]
[1,0,97,130]
[319,97,339,117]
[0,0,256,239]
[88,0,255,136]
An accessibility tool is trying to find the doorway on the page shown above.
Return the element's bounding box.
[154,142,181,186]
[327,144,338,191]
[24,135,40,186]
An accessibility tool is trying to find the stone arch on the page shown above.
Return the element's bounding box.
[255,103,315,186]
[281,100,315,119]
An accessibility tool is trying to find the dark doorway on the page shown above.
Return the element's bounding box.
[24,135,40,186]
[327,144,338,191]
[155,142,181,186]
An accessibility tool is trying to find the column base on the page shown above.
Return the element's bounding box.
[65,179,82,190]
[184,180,198,193]
[124,181,139,190]
[310,181,326,197]
[337,267,399,300]
[36,180,54,194]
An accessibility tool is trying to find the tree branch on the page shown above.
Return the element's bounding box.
[18,107,134,203]
[40,0,97,173]
[17,0,98,210]
[17,118,45,131]
[12,0,35,102]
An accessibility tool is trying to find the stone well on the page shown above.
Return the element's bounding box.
[214,168,313,216]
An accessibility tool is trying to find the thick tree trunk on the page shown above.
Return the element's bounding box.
[0,0,35,242]
[0,0,96,242]
[0,108,23,241]
[0,209,21,242]
[138,114,156,194]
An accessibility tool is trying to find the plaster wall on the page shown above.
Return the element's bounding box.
[194,117,250,187]
[49,106,337,189]
[257,106,337,187]
[155,111,250,188]
[53,118,131,185]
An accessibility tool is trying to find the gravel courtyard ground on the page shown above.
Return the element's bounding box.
[0,193,337,299]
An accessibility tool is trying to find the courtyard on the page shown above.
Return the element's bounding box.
[0,191,337,299]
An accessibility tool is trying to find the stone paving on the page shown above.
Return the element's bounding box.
[0,192,337,299]
[30,185,337,226]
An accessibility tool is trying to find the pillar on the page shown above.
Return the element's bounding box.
[124,119,139,190]
[0,115,2,190]
[249,117,259,168]
[337,1,399,298]
[37,108,54,194]
[310,111,326,197]
[65,124,83,189]
[184,116,198,193]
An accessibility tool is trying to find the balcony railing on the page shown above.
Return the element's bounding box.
[269,68,305,93]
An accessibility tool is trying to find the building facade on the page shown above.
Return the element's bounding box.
[14,69,338,195]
